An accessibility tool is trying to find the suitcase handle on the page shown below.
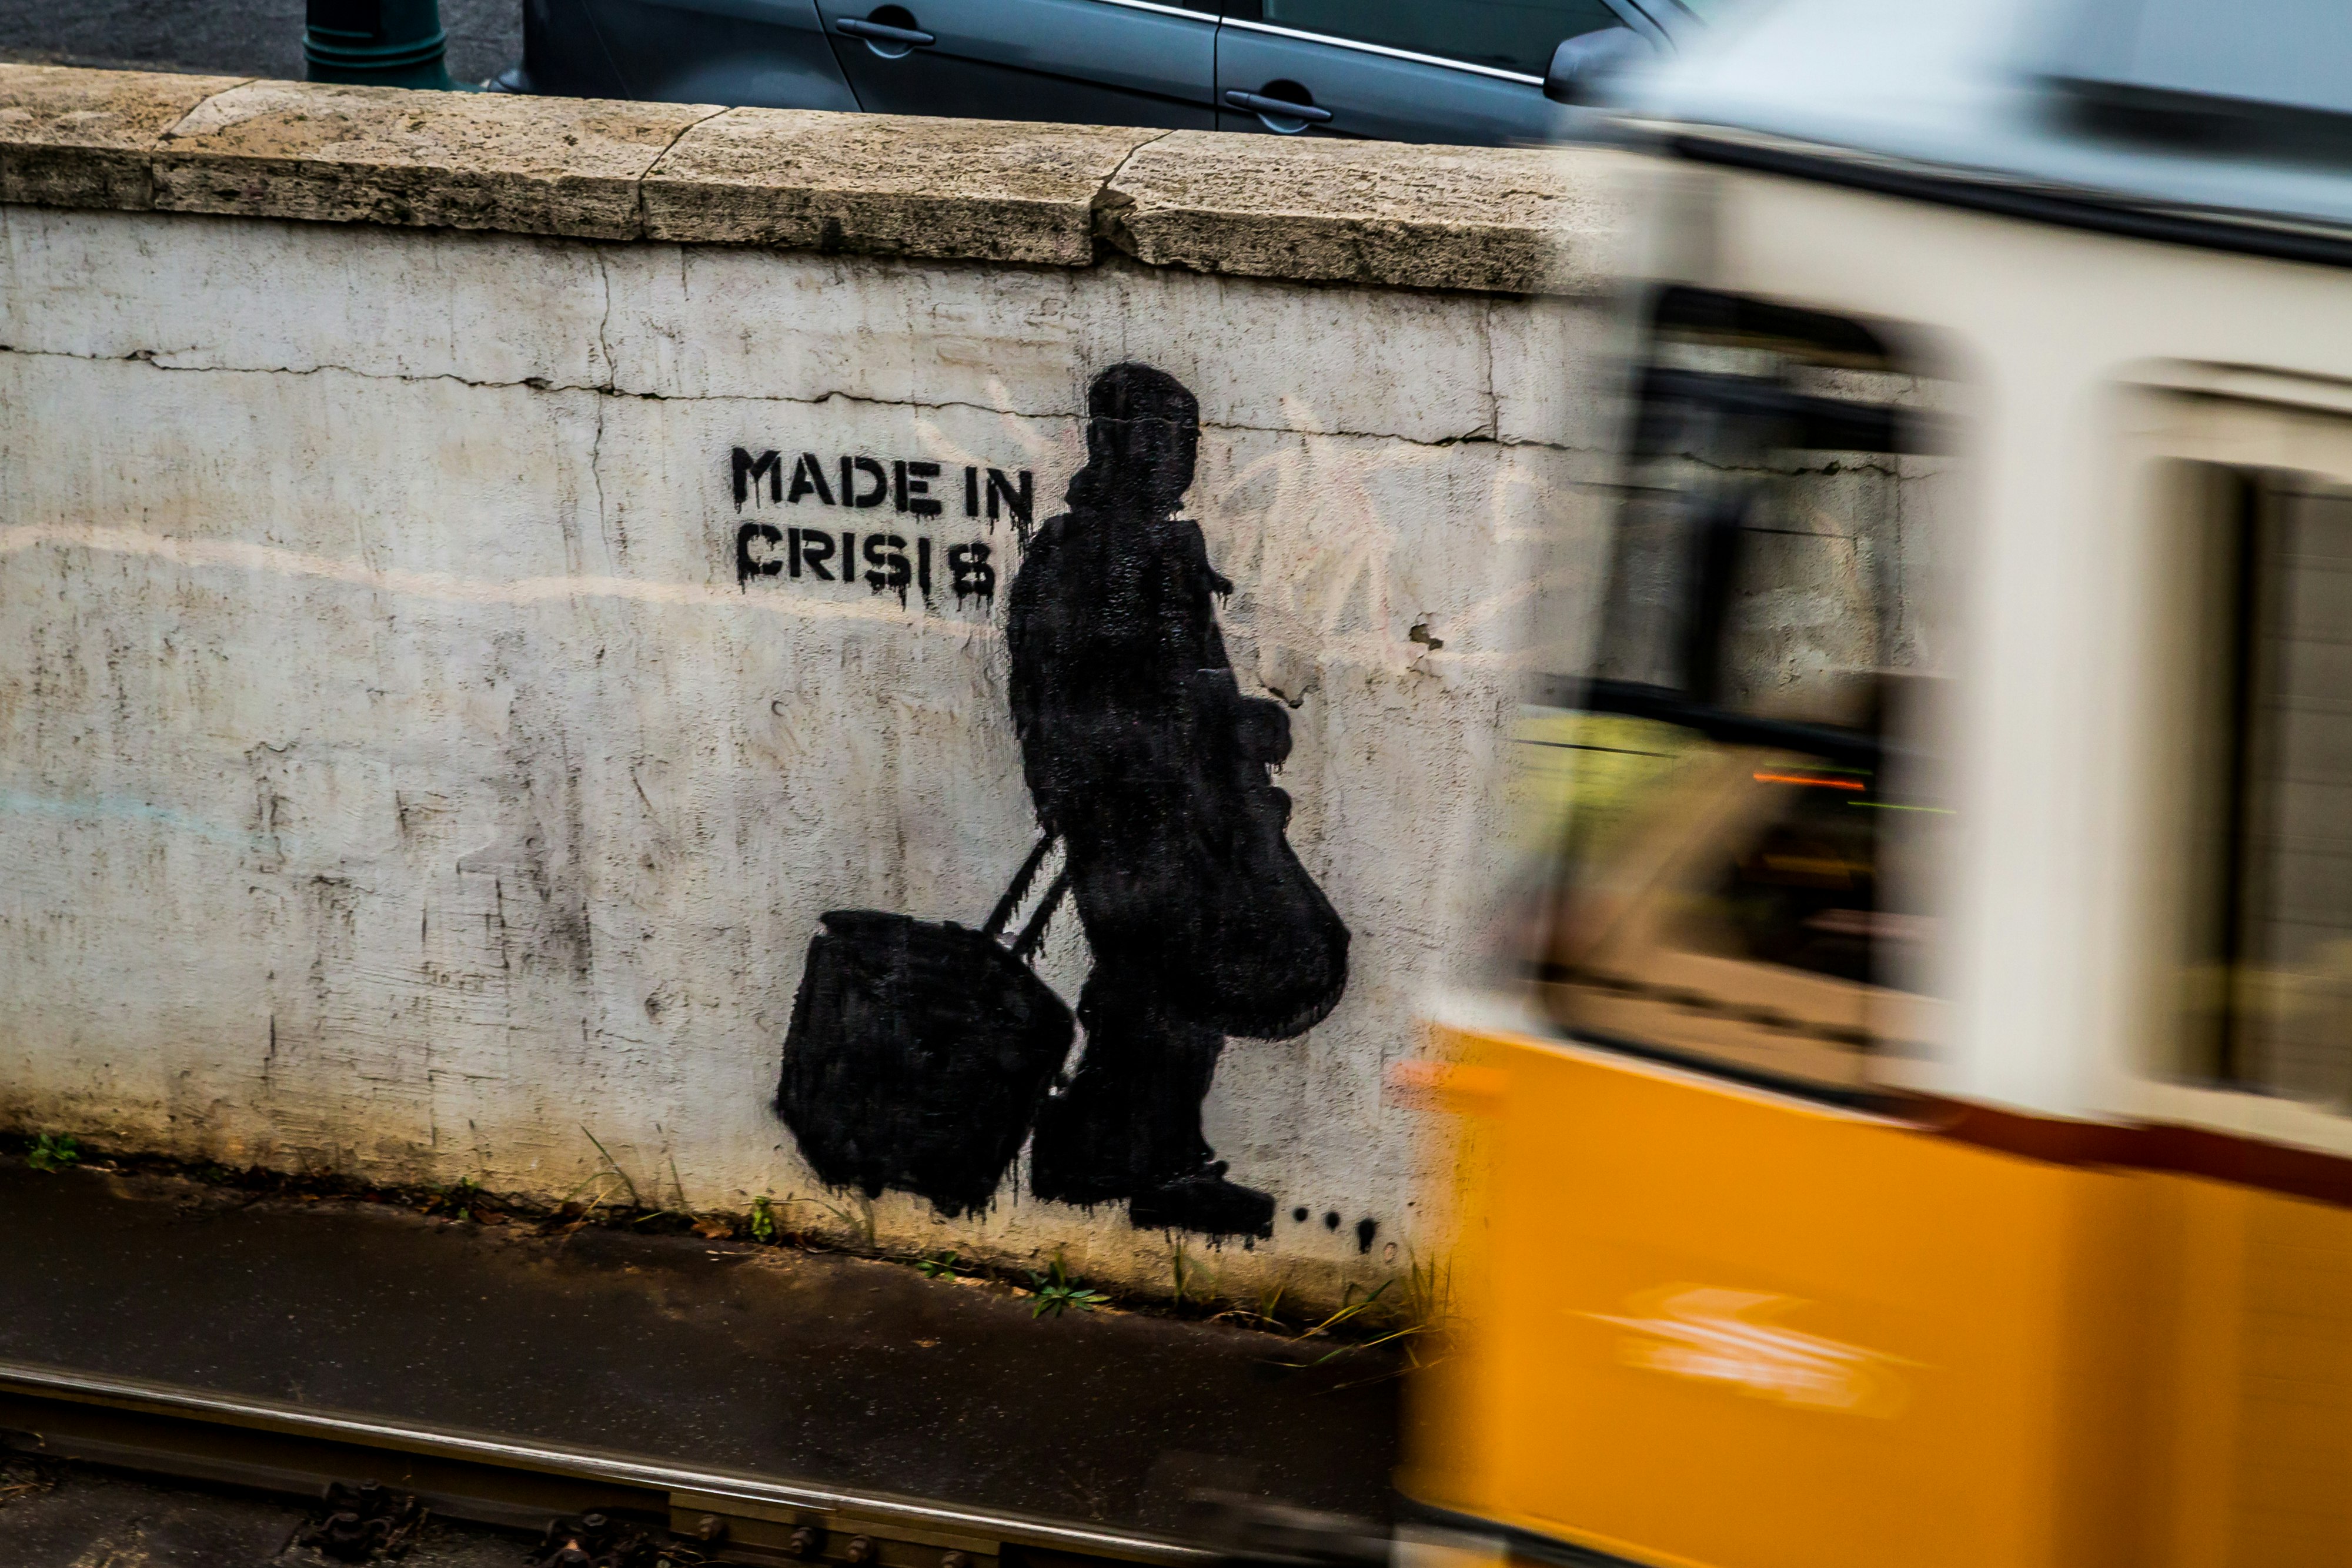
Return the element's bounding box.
[983,833,1070,962]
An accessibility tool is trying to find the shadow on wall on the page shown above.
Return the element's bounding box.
[775,363,1349,1241]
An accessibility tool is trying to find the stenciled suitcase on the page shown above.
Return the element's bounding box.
[774,838,1072,1217]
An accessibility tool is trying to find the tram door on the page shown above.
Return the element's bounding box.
[2139,393,2352,1112]
[1414,290,1989,1568]
[2120,390,2352,1566]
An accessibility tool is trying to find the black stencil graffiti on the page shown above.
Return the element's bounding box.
[736,522,996,606]
[774,844,1073,1219]
[732,447,1031,524]
[730,446,1021,609]
[773,365,1347,1240]
[1011,364,1348,1238]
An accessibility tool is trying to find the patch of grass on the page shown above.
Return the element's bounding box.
[560,1130,696,1232]
[1297,1278,1392,1354]
[791,1191,877,1248]
[1027,1253,1110,1319]
[1278,1255,1455,1381]
[25,1133,78,1173]
[452,1177,482,1219]
[422,1176,509,1223]
[4,1132,1441,1339]
[579,1126,643,1209]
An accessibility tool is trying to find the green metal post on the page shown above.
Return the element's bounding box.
[304,0,476,91]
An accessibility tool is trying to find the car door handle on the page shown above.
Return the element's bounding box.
[1224,90,1332,123]
[837,17,936,45]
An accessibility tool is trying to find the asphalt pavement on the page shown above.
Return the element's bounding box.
[0,0,522,88]
[0,1159,1399,1534]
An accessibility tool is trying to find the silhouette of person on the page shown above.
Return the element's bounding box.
[1008,363,1348,1238]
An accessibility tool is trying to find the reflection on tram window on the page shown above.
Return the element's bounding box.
[2179,469,2352,1108]
[1528,289,1958,1095]
[1705,770,1885,985]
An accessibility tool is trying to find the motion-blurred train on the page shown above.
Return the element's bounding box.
[1402,2,2352,1566]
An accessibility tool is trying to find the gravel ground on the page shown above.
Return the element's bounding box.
[0,1456,529,1568]
[0,0,521,86]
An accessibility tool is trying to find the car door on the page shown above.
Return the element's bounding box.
[811,0,1220,129]
[1214,0,1634,146]
[574,0,860,109]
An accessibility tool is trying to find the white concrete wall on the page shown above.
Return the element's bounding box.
[0,204,1601,1302]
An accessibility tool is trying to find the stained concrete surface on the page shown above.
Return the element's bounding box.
[0,63,1613,285]
[0,0,522,88]
[0,1161,1399,1534]
[0,1456,526,1567]
[151,76,726,237]
[637,105,1161,262]
[0,187,1577,1306]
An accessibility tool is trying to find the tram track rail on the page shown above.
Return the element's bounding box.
[0,1359,1212,1567]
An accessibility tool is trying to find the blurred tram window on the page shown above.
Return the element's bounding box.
[2193,470,2352,1107]
[1532,289,1959,1096]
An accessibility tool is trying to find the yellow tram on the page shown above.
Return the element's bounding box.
[1401,3,2352,1566]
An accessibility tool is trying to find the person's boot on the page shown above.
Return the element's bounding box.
[1127,1161,1275,1239]
[1033,965,1224,1209]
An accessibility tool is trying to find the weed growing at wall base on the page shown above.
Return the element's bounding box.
[14,1135,1418,1330]
[1028,1254,1110,1319]
[25,1134,78,1172]
[1279,1255,1456,1381]
[422,1176,486,1221]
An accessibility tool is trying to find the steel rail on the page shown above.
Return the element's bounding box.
[0,1358,1214,1563]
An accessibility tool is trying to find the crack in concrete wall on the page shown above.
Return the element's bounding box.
[0,188,1606,1309]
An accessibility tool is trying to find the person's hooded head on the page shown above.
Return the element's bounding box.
[1065,363,1200,519]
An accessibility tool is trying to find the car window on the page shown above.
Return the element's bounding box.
[1257,0,1626,76]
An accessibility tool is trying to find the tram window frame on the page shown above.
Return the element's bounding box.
[2176,462,2352,1109]
[1532,289,1958,1101]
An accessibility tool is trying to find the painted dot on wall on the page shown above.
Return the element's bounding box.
[1355,1218,1378,1254]
[1323,1211,1341,1231]
[1291,1206,1309,1223]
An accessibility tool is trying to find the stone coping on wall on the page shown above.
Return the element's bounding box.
[0,63,1621,295]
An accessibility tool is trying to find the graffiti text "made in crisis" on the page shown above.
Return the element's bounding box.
[729,447,1035,610]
